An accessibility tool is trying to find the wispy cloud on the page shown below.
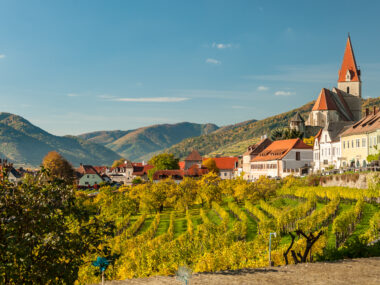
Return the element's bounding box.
[275,91,295,96]
[169,89,255,99]
[109,97,190,103]
[206,58,221,65]
[0,54,5,59]
[67,93,79,97]
[212,43,233,49]
[257,86,269,91]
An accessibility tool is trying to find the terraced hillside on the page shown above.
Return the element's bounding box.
[76,178,380,283]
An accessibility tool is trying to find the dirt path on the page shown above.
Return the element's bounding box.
[104,257,380,285]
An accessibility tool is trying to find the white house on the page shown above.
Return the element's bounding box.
[250,138,313,179]
[77,164,104,187]
[313,123,351,172]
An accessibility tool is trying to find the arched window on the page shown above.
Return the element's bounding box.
[347,86,350,93]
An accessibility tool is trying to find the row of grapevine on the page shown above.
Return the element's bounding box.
[142,212,161,239]
[277,196,317,234]
[228,202,249,239]
[115,213,131,235]
[212,201,230,225]
[245,201,274,235]
[186,210,194,235]
[200,209,212,225]
[167,212,175,238]
[278,186,374,201]
[333,199,364,247]
[259,200,281,218]
[296,198,340,233]
[361,210,380,243]
[125,213,146,238]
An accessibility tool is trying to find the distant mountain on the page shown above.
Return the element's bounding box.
[164,97,380,159]
[0,112,121,168]
[78,122,219,162]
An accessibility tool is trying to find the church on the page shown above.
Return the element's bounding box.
[299,35,362,130]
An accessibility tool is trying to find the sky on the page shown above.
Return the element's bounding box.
[1,0,380,135]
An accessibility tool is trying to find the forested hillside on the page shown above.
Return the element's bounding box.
[0,112,121,167]
[79,122,219,161]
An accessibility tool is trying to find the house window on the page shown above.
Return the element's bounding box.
[87,175,89,178]
[363,138,367,148]
[325,135,327,142]
[296,152,301,161]
[356,139,360,148]
[332,148,335,156]
[347,86,350,93]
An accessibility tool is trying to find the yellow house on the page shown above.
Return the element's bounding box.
[340,108,380,167]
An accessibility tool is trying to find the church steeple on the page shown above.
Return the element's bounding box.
[337,35,361,98]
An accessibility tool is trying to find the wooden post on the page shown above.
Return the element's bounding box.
[102,271,104,285]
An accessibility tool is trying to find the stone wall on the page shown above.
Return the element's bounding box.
[320,173,368,189]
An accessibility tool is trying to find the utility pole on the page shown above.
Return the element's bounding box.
[269,232,277,267]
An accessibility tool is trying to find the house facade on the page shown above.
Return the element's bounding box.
[77,164,104,187]
[242,138,272,181]
[340,108,380,167]
[250,138,313,179]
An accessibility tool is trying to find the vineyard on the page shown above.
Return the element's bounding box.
[75,174,380,284]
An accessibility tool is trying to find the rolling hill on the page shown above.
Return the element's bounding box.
[0,112,121,168]
[78,122,219,161]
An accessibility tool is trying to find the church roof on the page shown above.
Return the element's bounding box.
[338,35,360,83]
[311,88,354,121]
[312,88,338,111]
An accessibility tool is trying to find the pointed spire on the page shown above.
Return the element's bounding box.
[338,35,360,82]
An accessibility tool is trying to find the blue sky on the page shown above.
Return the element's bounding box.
[1,0,380,135]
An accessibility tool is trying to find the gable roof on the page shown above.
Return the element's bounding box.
[251,138,312,162]
[311,88,354,121]
[185,150,202,161]
[341,109,380,137]
[243,138,272,156]
[77,164,102,176]
[153,165,208,180]
[203,157,238,170]
[338,36,360,83]
[132,164,153,176]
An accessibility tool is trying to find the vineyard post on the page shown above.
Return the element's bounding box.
[269,232,277,267]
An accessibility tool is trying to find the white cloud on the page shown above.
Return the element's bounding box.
[275,91,295,96]
[257,86,269,91]
[212,43,232,49]
[206,58,221,65]
[0,54,5,59]
[110,97,190,103]
[67,93,79,97]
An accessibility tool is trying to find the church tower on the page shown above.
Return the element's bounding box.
[337,35,361,97]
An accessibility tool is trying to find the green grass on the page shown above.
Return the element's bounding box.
[270,197,299,209]
[208,209,222,225]
[136,216,153,235]
[155,212,170,237]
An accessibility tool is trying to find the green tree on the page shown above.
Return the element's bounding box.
[147,153,179,180]
[112,158,126,168]
[270,127,303,141]
[0,170,110,284]
[197,172,222,207]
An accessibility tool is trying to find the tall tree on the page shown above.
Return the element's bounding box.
[202,158,220,174]
[147,153,179,180]
[42,151,75,185]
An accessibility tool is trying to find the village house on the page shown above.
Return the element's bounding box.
[77,164,104,187]
[208,157,239,180]
[312,122,351,172]
[242,138,272,181]
[340,107,380,167]
[250,138,313,179]
[153,164,209,183]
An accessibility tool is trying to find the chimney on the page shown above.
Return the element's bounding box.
[366,108,369,117]
[374,106,377,115]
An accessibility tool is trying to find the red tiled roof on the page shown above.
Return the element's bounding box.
[77,165,101,175]
[93,166,107,174]
[251,138,312,162]
[202,157,238,170]
[244,138,272,156]
[312,88,338,111]
[132,164,154,176]
[185,150,202,161]
[338,36,360,83]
